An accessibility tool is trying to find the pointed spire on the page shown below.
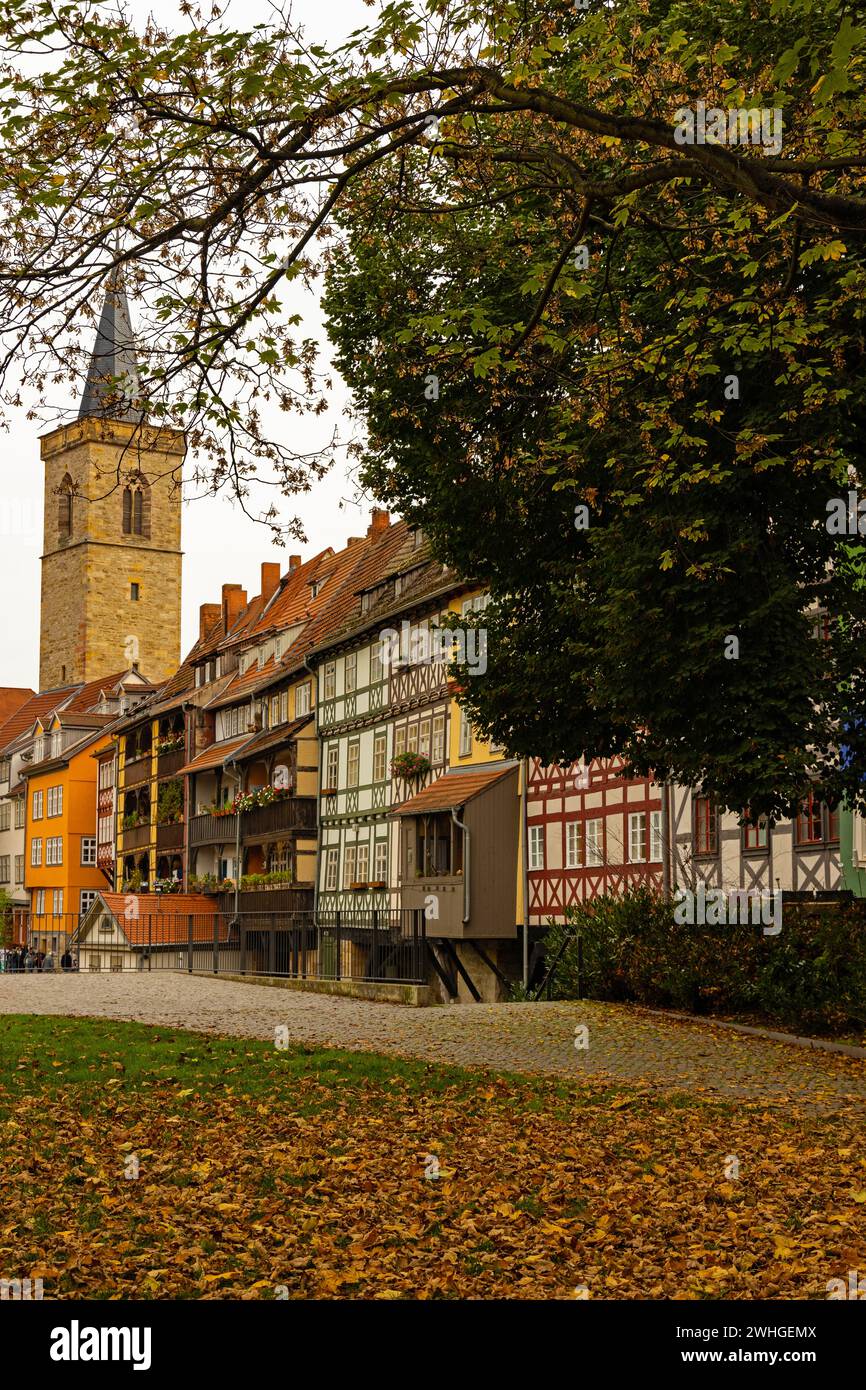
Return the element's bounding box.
[78,263,144,423]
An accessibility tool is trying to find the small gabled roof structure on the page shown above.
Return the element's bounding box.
[80,892,228,947]
[392,764,517,817]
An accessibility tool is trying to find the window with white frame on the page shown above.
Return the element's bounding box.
[35,888,45,915]
[394,725,407,759]
[270,693,280,727]
[324,847,339,892]
[80,890,98,917]
[294,681,311,718]
[0,803,9,832]
[15,854,24,885]
[323,662,336,699]
[370,643,383,684]
[98,813,112,846]
[344,652,357,693]
[373,732,387,784]
[586,818,603,867]
[528,825,544,870]
[419,719,431,761]
[47,784,63,817]
[31,837,42,867]
[0,757,8,784]
[81,837,97,866]
[374,839,388,883]
[343,843,357,888]
[458,708,472,757]
[46,836,63,866]
[325,743,339,791]
[566,820,583,869]
[52,888,63,915]
[432,714,445,763]
[406,723,419,755]
[649,810,663,862]
[356,842,369,883]
[347,739,360,789]
[98,760,114,790]
[628,812,647,863]
[0,856,9,883]
[32,789,43,820]
[14,798,24,829]
[280,689,289,725]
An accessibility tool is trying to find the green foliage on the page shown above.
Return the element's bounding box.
[156,780,183,824]
[543,887,866,1036]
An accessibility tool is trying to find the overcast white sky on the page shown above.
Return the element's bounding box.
[0,0,378,689]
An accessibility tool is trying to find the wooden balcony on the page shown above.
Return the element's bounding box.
[122,754,151,787]
[217,884,315,917]
[156,820,184,850]
[189,798,317,848]
[189,811,237,847]
[242,797,317,841]
[157,748,185,778]
[121,821,151,850]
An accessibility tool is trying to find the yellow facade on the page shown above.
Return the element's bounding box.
[25,721,110,946]
[39,417,185,689]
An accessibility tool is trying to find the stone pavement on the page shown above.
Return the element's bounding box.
[1,972,864,1112]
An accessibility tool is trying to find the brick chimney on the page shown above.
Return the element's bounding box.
[367,508,390,538]
[260,562,280,602]
[288,554,302,572]
[199,603,221,641]
[221,583,247,632]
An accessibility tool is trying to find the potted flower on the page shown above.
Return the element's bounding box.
[391,751,431,780]
[156,733,184,756]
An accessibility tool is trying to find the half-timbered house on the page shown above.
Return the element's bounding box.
[524,758,664,928]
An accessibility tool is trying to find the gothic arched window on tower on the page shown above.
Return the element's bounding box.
[58,474,73,539]
[122,473,151,538]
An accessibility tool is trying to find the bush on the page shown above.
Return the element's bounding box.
[541,886,866,1037]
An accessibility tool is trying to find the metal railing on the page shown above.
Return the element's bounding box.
[14,908,428,984]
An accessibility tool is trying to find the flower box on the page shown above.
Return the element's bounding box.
[322,786,338,796]
[367,880,386,889]
[391,752,431,780]
[349,881,368,891]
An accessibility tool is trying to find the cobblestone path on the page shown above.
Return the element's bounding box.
[1,973,863,1113]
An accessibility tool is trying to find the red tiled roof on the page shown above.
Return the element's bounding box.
[179,735,251,775]
[0,686,78,751]
[234,715,313,760]
[64,670,134,712]
[392,765,516,816]
[98,893,228,945]
[0,688,34,724]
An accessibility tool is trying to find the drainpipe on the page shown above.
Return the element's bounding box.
[303,655,322,914]
[451,806,470,924]
[522,756,530,990]
[667,778,675,895]
[223,756,244,924]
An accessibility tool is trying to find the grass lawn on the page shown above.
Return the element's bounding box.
[0,1014,863,1300]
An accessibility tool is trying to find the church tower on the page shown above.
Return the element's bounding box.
[39,269,185,688]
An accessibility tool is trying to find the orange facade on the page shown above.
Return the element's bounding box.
[25,730,110,945]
